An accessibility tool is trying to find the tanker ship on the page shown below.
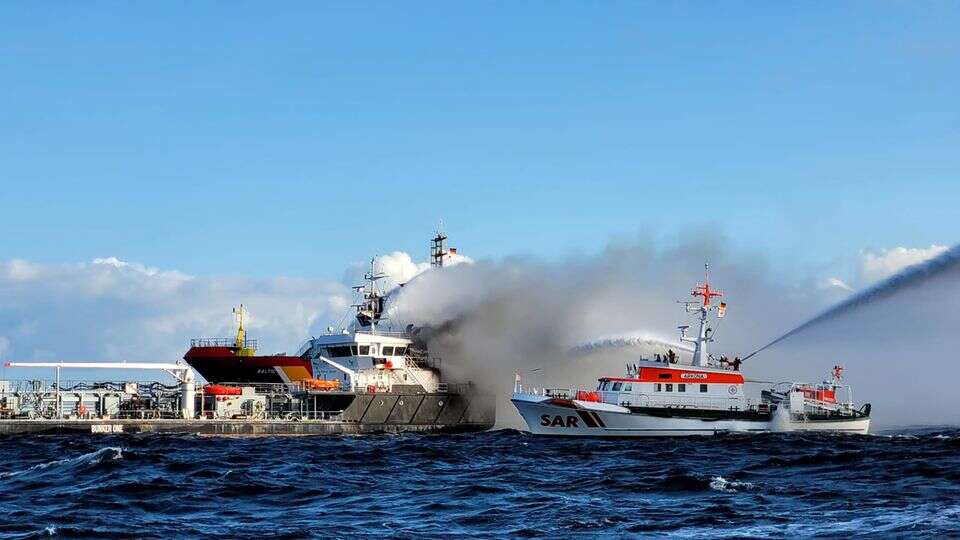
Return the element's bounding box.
[511,268,871,436]
[0,232,495,435]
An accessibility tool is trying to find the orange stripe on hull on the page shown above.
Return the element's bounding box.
[277,366,313,383]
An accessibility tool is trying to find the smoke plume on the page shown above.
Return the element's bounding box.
[392,236,960,429]
[391,233,828,427]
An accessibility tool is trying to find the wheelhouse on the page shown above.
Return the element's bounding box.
[588,362,747,410]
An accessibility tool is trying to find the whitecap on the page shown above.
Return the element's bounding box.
[709,475,754,493]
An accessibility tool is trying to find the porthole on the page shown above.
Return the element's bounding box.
[398,400,404,406]
[438,400,444,407]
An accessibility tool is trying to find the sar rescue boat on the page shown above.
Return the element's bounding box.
[511,269,871,436]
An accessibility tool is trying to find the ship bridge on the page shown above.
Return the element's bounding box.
[301,330,441,393]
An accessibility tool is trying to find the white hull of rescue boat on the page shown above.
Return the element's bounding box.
[512,394,870,437]
[776,416,870,434]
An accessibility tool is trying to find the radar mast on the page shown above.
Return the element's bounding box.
[679,264,725,367]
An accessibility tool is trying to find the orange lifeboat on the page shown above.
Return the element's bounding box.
[301,378,341,391]
[203,384,242,396]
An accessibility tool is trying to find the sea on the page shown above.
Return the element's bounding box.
[1,428,958,539]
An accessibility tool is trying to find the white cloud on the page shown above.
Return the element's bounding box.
[858,245,949,284]
[374,251,431,287]
[3,259,40,282]
[0,258,350,370]
[91,256,173,277]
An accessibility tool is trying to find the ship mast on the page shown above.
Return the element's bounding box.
[680,264,724,367]
[431,223,448,269]
[353,259,388,334]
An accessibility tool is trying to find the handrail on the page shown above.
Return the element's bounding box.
[190,338,259,349]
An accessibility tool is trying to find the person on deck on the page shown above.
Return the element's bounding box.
[731,356,742,371]
[667,349,677,364]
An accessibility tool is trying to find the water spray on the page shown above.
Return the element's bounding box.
[743,243,960,361]
[568,332,695,357]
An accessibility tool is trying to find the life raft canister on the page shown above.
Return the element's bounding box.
[575,390,601,402]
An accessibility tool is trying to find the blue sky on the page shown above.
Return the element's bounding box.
[1,2,957,282]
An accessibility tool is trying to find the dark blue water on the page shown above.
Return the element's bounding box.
[2,429,959,538]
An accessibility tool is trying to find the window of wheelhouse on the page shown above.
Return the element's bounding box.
[655,383,662,392]
[666,383,673,392]
[700,384,708,393]
[612,382,623,391]
[678,384,686,393]
[383,346,395,356]
[395,347,407,356]
[327,346,353,357]
[358,345,370,355]
[623,384,632,392]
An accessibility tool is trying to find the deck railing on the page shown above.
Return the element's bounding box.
[190,337,258,349]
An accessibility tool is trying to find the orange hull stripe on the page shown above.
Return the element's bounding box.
[606,368,745,385]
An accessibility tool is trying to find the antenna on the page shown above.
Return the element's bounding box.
[691,262,723,307]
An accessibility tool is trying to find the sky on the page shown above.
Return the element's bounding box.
[1,2,957,280]
[0,2,958,398]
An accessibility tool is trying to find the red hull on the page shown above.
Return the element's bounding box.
[183,346,314,384]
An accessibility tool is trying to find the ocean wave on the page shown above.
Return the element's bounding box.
[0,446,122,481]
[0,431,959,538]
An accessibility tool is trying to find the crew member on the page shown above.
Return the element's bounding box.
[731,356,742,371]
[667,349,677,364]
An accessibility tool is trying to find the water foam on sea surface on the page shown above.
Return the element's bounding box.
[1,429,959,538]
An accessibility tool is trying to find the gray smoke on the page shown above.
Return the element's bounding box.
[389,232,829,428]
[392,235,960,429]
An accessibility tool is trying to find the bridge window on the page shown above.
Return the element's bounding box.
[700,384,708,393]
[612,382,623,391]
[383,346,395,356]
[327,346,353,357]
[678,384,686,392]
[358,345,370,355]
[666,384,673,392]
[623,384,632,391]
[655,383,662,392]
[395,347,406,356]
